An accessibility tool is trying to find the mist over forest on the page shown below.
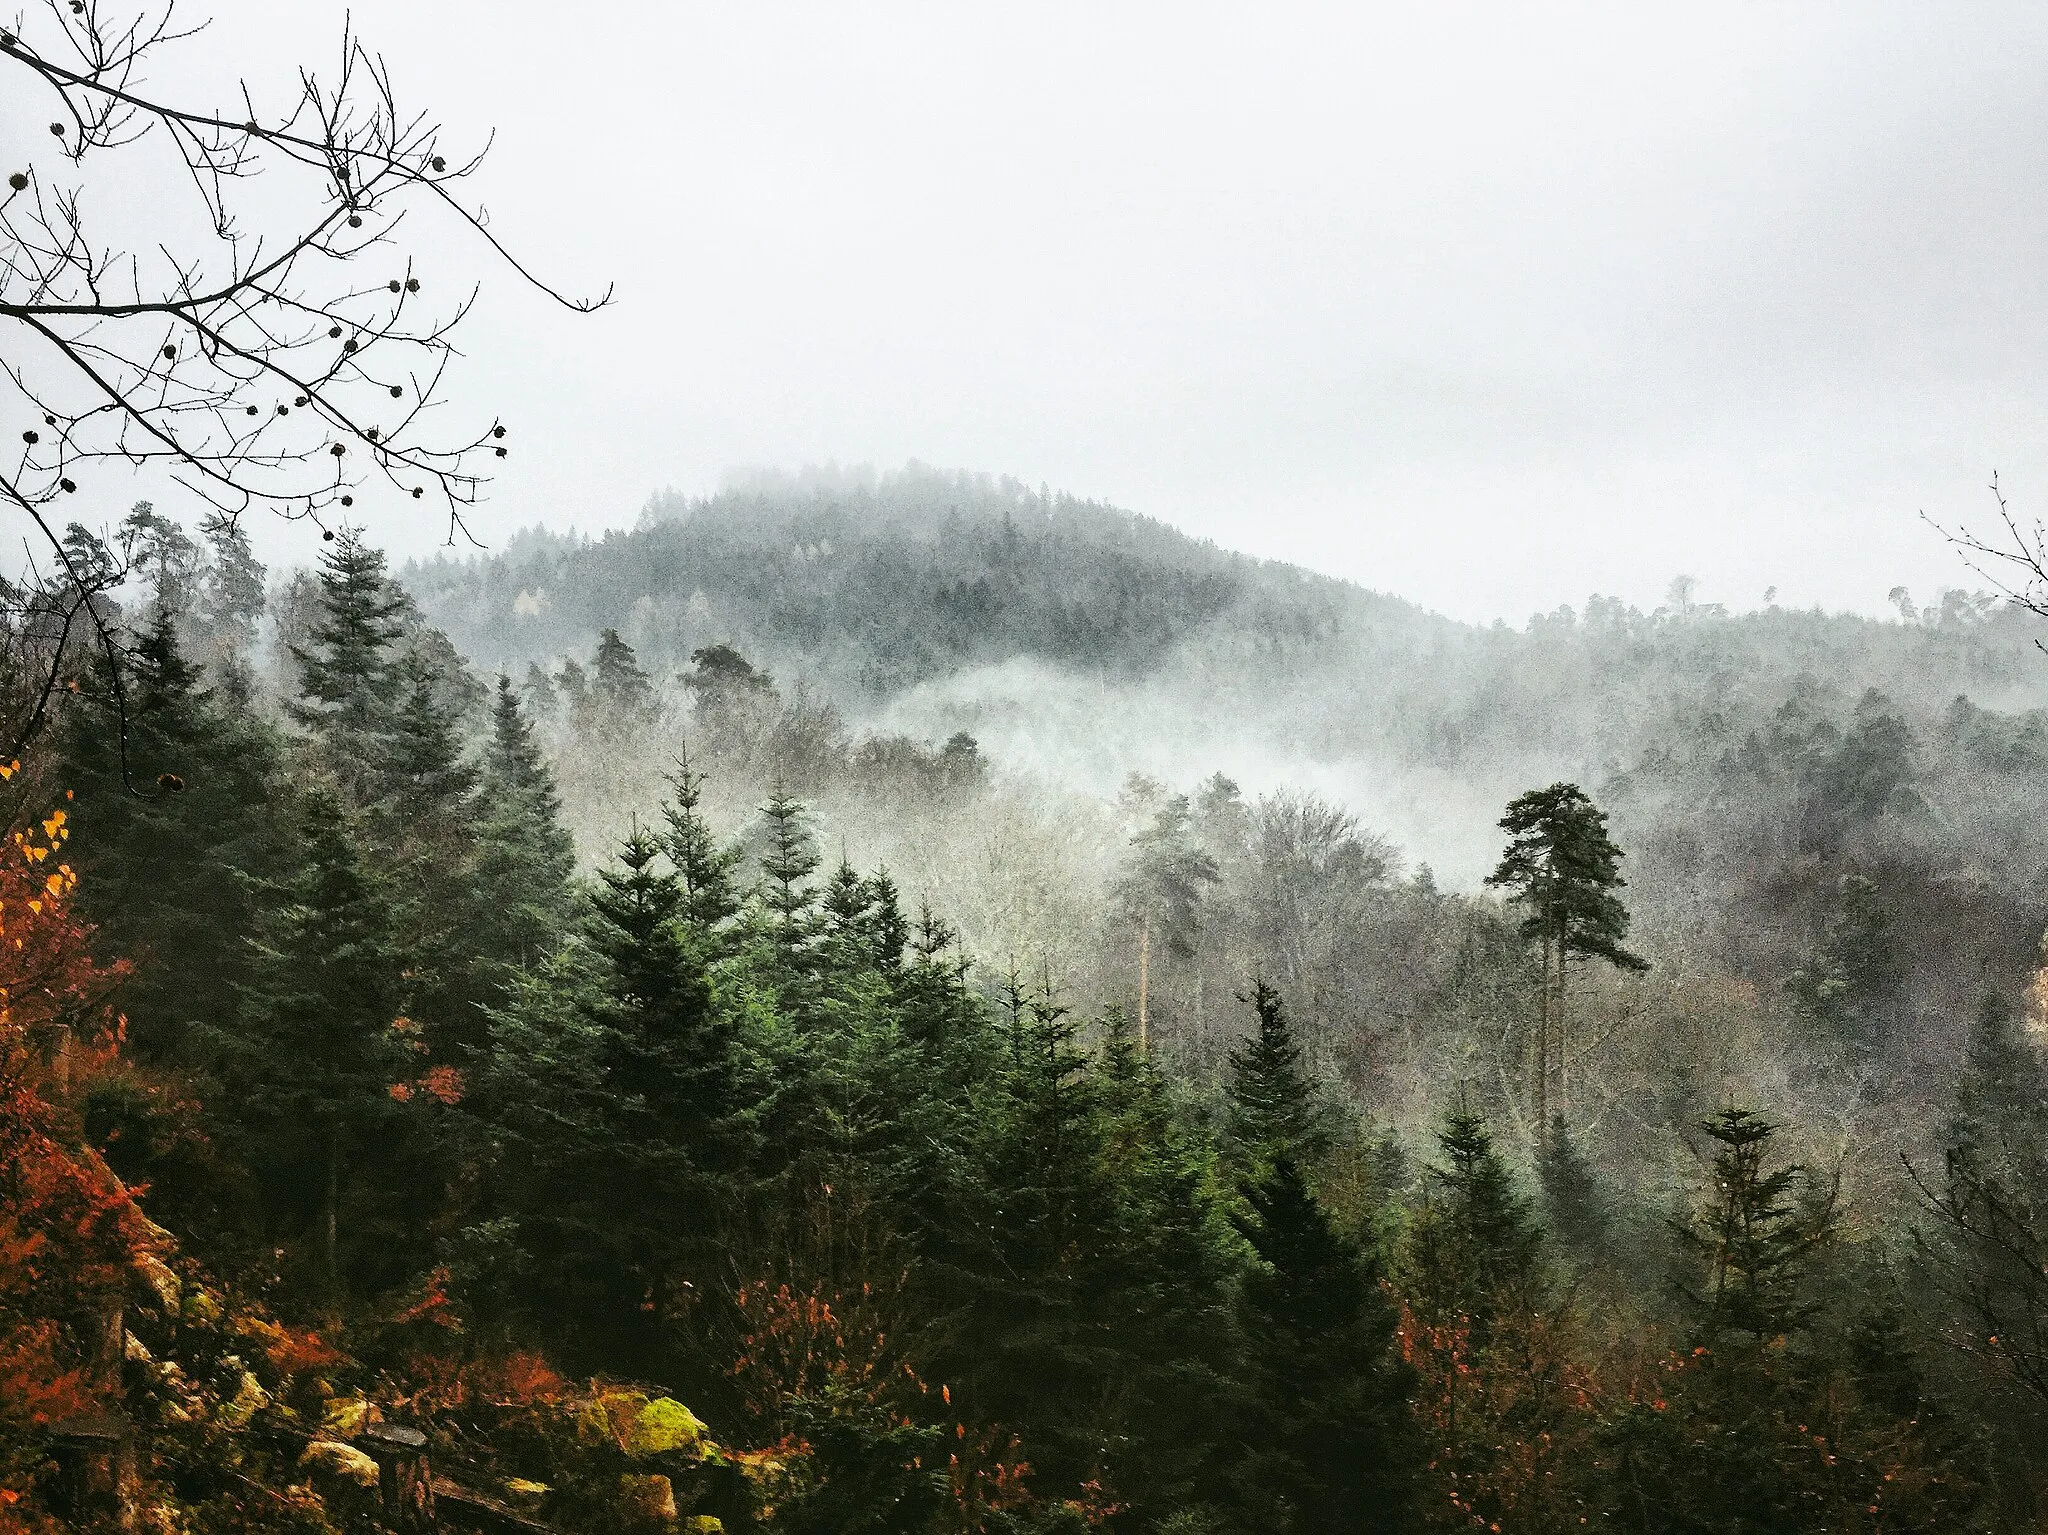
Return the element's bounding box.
[18,2,2048,1530]
[12,455,2048,1533]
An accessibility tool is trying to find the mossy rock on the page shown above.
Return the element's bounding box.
[628,1398,706,1458]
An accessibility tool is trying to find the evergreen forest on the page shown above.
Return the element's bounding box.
[7,476,2048,1534]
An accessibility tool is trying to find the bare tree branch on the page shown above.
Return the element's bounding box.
[0,0,606,764]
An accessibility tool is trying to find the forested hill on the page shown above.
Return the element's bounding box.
[403,465,2048,879]
[404,466,1442,696]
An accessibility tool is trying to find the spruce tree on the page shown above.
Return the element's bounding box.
[479,825,753,1372]
[661,753,742,933]
[288,530,408,800]
[1233,1155,1419,1533]
[470,674,576,981]
[223,784,408,1288]
[1399,1102,1543,1345]
[1225,980,1331,1173]
[57,608,281,1065]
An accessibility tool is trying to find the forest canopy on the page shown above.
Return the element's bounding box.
[0,466,2038,1532]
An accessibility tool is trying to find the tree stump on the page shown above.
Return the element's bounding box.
[47,1412,136,1530]
[358,1422,434,1532]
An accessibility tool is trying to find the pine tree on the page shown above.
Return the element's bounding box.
[192,509,267,677]
[685,643,780,759]
[588,626,655,738]
[522,659,560,719]
[121,501,201,619]
[1486,782,1647,1123]
[1111,793,1219,1054]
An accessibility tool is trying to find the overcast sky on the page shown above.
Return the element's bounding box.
[69,2,2048,622]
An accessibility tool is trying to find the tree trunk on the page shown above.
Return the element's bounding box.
[324,1128,340,1286]
[1534,932,1551,1128]
[1137,917,1152,1056]
[1556,946,1570,1118]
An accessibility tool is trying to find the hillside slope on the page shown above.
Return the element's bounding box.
[406,466,1440,695]
[404,465,2048,881]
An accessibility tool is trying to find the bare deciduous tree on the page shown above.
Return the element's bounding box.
[1924,472,2048,628]
[0,0,605,759]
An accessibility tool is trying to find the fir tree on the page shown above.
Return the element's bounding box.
[1677,1107,1834,1342]
[1786,873,1897,1048]
[1399,1102,1543,1345]
[1089,1010,1240,1523]
[478,824,753,1372]
[947,982,1122,1492]
[1536,1114,1609,1262]
[57,608,281,1064]
[288,530,409,799]
[820,858,910,978]
[1225,980,1331,1173]
[372,646,487,1054]
[755,788,822,964]
[375,646,481,827]
[1918,994,2048,1401]
[470,674,576,981]
[223,784,408,1287]
[1233,1153,1420,1533]
[661,752,742,932]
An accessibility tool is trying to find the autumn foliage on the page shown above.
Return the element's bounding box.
[0,790,149,1445]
